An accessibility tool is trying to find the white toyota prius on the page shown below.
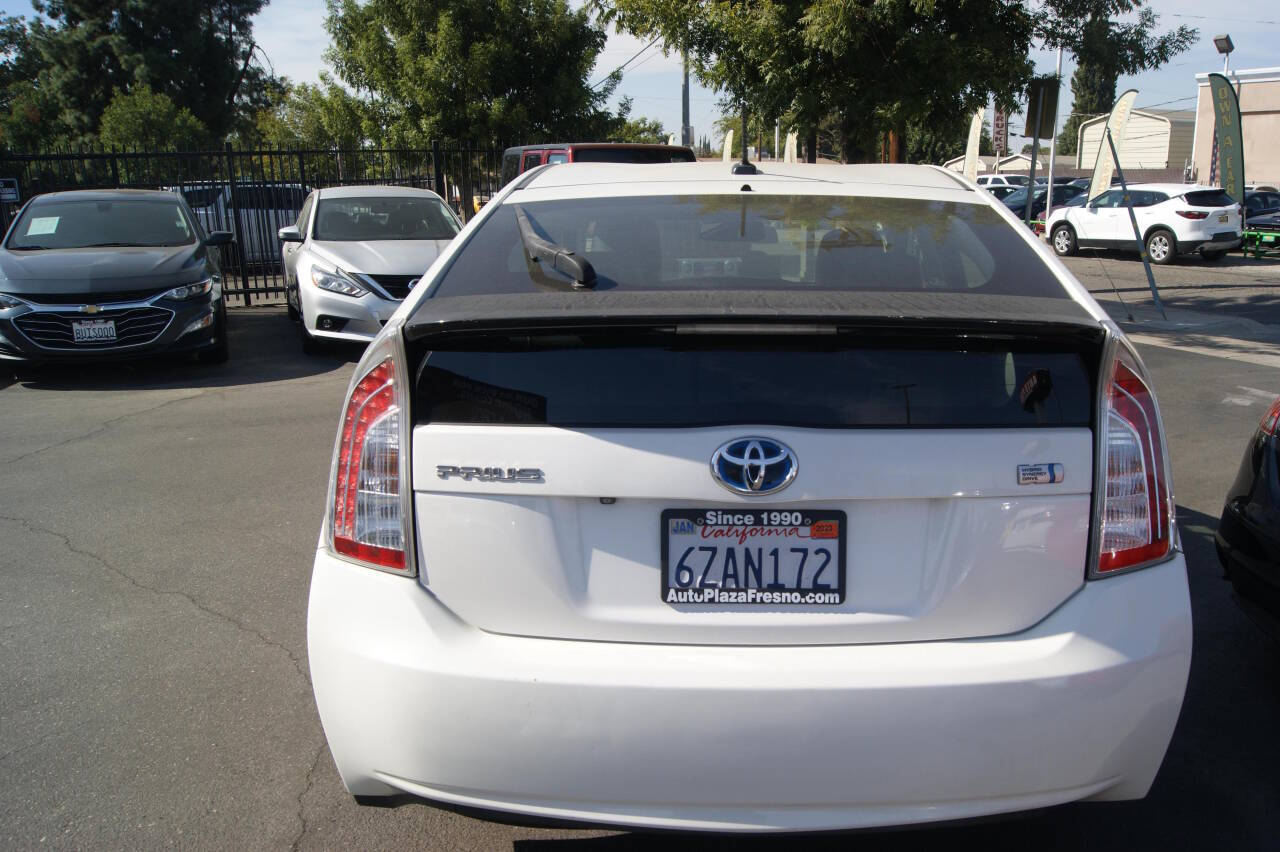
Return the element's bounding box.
[307,161,1192,833]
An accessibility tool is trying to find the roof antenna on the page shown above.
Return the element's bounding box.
[732,103,758,175]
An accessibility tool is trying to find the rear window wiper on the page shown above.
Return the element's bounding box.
[514,206,596,290]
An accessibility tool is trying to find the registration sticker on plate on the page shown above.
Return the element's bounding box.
[661,509,846,606]
[72,319,117,343]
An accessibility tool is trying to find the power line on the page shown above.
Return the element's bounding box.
[1167,12,1280,26]
[590,37,661,90]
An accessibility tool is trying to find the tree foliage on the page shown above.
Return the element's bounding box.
[28,0,267,144]
[609,96,666,143]
[252,78,370,149]
[98,86,207,150]
[0,14,65,150]
[1037,1,1197,155]
[325,0,619,143]
[598,0,1033,163]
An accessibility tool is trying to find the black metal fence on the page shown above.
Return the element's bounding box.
[0,143,507,303]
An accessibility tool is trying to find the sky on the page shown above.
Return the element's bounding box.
[3,1,1278,155]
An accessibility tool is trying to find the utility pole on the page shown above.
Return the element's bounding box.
[681,52,691,147]
[1046,48,1062,216]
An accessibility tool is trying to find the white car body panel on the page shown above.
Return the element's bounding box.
[309,550,1191,831]
[309,162,1192,831]
[412,425,1092,644]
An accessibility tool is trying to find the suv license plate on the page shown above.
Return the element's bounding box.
[661,509,846,606]
[72,319,117,343]
[1219,212,1229,223]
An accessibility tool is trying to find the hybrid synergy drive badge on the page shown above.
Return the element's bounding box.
[1017,463,1065,485]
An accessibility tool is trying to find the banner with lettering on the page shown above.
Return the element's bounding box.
[1208,73,1245,202]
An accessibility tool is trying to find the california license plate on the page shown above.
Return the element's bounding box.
[1219,213,1229,223]
[661,509,846,606]
[72,319,116,343]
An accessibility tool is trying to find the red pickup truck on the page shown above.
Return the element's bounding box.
[499,143,696,186]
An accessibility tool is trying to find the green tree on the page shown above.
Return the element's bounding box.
[29,0,268,143]
[0,15,66,150]
[325,0,617,143]
[609,96,666,143]
[599,0,1033,164]
[1037,1,1197,156]
[98,86,207,150]
[253,78,370,149]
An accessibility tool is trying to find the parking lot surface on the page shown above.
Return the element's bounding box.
[1,253,1279,848]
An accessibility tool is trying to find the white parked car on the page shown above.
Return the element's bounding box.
[308,161,1191,833]
[279,186,462,352]
[975,174,1028,187]
[1047,183,1242,264]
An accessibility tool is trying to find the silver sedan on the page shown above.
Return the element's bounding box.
[279,185,461,353]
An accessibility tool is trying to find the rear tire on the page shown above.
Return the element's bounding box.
[1200,249,1227,261]
[1145,228,1177,265]
[1051,224,1077,257]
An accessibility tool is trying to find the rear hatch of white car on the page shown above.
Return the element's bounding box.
[400,185,1107,646]
[403,293,1105,646]
[1176,188,1243,240]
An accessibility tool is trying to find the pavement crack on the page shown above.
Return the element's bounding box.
[290,740,327,852]
[2,390,210,465]
[0,512,310,684]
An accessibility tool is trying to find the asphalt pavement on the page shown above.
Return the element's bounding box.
[1,255,1278,849]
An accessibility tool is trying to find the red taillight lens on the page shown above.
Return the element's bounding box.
[1261,398,1280,436]
[1096,350,1173,575]
[1175,210,1208,220]
[330,355,408,572]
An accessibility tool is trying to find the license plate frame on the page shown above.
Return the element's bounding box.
[661,508,847,607]
[71,319,117,343]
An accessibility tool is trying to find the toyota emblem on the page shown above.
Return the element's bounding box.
[710,437,798,496]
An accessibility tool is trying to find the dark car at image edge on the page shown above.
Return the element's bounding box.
[1217,397,1280,641]
[0,189,234,365]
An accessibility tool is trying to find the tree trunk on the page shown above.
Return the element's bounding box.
[886,128,905,163]
[806,127,818,163]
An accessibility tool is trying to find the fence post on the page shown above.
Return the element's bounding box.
[432,140,444,199]
[224,142,252,306]
[297,152,307,192]
[109,147,120,187]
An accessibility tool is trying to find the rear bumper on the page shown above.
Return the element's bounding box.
[308,551,1192,832]
[1186,231,1241,253]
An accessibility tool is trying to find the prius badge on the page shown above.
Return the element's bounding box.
[711,437,797,496]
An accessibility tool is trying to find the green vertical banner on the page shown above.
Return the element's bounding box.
[1208,73,1245,201]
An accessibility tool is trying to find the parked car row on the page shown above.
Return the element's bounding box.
[0,143,702,365]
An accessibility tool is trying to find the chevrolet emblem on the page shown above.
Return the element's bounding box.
[80,305,101,314]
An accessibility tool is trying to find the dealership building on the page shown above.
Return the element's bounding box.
[1190,66,1280,187]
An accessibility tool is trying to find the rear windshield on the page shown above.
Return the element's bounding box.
[416,335,1093,429]
[7,198,195,249]
[431,195,1069,298]
[572,147,696,164]
[1184,190,1235,208]
[314,196,460,241]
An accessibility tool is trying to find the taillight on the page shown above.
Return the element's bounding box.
[328,341,413,574]
[1260,398,1280,436]
[1175,210,1208,220]
[1093,344,1174,576]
